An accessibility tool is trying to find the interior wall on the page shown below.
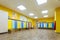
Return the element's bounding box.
[0,5,55,30]
[36,17,54,29]
[0,5,36,30]
[37,17,54,22]
[55,7,60,32]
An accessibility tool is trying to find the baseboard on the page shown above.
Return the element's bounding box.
[0,32,8,34]
[38,28,54,30]
[56,32,60,34]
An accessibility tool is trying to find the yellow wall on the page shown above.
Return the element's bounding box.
[32,19,36,28]
[55,7,60,32]
[0,5,36,30]
[0,5,55,30]
[37,17,54,22]
[37,17,54,28]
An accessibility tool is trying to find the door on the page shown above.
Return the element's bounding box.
[44,23,48,28]
[0,10,8,33]
[38,23,40,28]
[26,22,28,28]
[28,22,32,28]
[40,22,44,28]
[52,22,54,29]
[17,21,20,29]
[24,22,27,28]
[12,20,17,29]
[21,21,24,29]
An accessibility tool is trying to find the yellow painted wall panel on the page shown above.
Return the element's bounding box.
[8,11,12,18]
[17,14,20,20]
[0,5,12,18]
[31,20,36,28]
[38,17,54,22]
[55,7,60,32]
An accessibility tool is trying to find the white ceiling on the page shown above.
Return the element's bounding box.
[0,0,60,19]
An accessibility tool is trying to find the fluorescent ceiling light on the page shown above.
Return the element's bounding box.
[17,5,26,11]
[43,15,48,17]
[29,13,34,16]
[34,16,38,18]
[36,0,47,5]
[42,10,48,14]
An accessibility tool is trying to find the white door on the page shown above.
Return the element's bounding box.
[0,10,8,33]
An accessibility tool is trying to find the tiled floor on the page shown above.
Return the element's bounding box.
[0,29,60,40]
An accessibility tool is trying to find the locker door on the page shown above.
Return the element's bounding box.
[15,21,17,29]
[46,23,48,28]
[44,23,48,28]
[52,22,54,29]
[8,20,12,30]
[38,23,40,28]
[44,23,46,28]
[28,22,30,28]
[40,23,42,28]
[48,23,50,28]
[40,23,41,28]
[48,23,52,28]
[40,22,44,28]
[17,21,20,29]
[30,23,32,28]
[12,20,17,29]
[28,22,32,28]
[21,21,24,29]
[20,21,21,28]
[26,22,28,28]
[12,20,15,29]
[24,22,27,28]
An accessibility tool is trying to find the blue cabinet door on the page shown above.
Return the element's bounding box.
[40,22,44,28]
[52,22,54,29]
[46,23,48,28]
[12,20,17,29]
[47,23,48,28]
[21,21,24,28]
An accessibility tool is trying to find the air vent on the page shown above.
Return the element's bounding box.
[57,0,60,1]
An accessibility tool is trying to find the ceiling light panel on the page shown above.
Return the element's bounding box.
[29,13,34,16]
[43,15,48,17]
[36,0,47,5]
[34,16,38,19]
[17,5,26,11]
[42,10,48,14]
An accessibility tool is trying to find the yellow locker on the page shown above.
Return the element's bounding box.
[24,22,26,28]
[8,19,12,30]
[48,23,52,28]
[20,21,21,28]
[17,21,20,29]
